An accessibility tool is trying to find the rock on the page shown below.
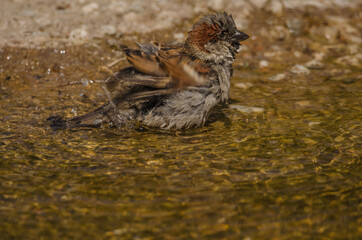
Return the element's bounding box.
[69,28,88,40]
[269,0,283,14]
[286,18,303,35]
[296,101,312,107]
[35,16,51,28]
[335,55,361,67]
[122,12,138,22]
[229,105,264,114]
[346,35,362,44]
[294,51,302,58]
[294,37,309,52]
[348,45,359,54]
[334,135,344,142]
[259,60,269,68]
[313,52,325,61]
[264,51,281,58]
[235,82,253,89]
[308,121,321,126]
[290,64,311,75]
[318,26,339,42]
[82,3,99,14]
[268,73,286,81]
[305,60,324,69]
[100,25,116,36]
[325,15,361,44]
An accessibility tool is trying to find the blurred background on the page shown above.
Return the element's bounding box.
[1,0,361,48]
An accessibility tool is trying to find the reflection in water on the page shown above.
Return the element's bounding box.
[0,8,361,240]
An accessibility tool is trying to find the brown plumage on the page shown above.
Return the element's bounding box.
[49,12,249,130]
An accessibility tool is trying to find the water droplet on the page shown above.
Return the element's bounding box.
[81,78,89,86]
[71,108,78,116]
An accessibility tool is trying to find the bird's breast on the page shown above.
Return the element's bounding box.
[213,65,231,103]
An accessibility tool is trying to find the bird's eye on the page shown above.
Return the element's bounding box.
[220,30,228,37]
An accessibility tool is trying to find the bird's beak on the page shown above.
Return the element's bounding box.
[234,30,249,42]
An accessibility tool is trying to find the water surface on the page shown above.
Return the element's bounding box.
[0,11,361,239]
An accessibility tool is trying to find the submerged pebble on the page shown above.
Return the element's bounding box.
[335,55,362,67]
[290,64,311,75]
[229,105,264,113]
[235,82,253,89]
[268,73,286,81]
[305,60,324,69]
[259,60,269,68]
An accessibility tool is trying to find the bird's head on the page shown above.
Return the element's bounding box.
[185,12,249,64]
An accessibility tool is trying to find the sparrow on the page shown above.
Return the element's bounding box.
[49,12,249,130]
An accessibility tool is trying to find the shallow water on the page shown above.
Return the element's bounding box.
[1,14,361,240]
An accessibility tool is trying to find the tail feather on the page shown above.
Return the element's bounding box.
[47,108,105,130]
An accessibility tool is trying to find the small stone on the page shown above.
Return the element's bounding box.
[69,28,88,40]
[334,136,344,142]
[335,55,361,67]
[313,52,325,61]
[346,35,362,44]
[286,18,303,35]
[113,228,127,235]
[294,51,302,58]
[290,64,310,75]
[264,51,277,58]
[100,25,116,35]
[305,60,324,69]
[309,121,320,126]
[122,12,138,22]
[269,0,283,14]
[82,3,99,14]
[268,73,285,81]
[303,138,317,145]
[323,26,339,41]
[296,101,312,107]
[35,16,51,28]
[229,105,264,114]
[259,60,269,68]
[348,45,359,54]
[235,82,253,89]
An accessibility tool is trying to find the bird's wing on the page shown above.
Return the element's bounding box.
[157,52,210,89]
[123,45,211,90]
[125,49,168,77]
